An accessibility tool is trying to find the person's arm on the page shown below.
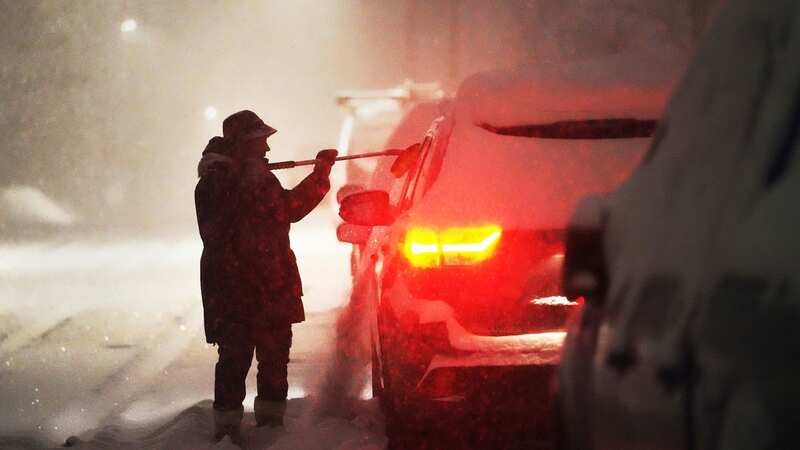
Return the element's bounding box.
[284,150,336,223]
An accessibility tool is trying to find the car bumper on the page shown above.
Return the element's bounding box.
[409,298,566,388]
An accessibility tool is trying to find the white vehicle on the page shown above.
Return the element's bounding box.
[339,64,671,446]
[333,81,444,193]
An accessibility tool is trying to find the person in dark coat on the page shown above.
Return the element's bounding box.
[195,110,336,442]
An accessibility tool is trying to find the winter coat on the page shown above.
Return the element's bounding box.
[195,137,330,343]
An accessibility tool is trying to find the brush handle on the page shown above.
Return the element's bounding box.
[264,148,405,171]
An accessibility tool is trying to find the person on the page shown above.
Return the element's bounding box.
[195,110,337,443]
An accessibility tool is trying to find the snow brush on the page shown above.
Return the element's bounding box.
[264,143,421,171]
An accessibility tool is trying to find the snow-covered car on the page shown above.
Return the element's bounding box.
[339,65,671,442]
[556,2,800,449]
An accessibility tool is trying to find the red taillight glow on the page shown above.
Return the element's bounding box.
[404,228,441,268]
[402,225,502,268]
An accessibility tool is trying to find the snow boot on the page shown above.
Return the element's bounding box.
[254,397,286,428]
[214,407,244,444]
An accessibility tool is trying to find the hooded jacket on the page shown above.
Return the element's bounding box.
[195,137,330,343]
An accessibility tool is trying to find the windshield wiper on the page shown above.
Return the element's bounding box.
[480,118,658,139]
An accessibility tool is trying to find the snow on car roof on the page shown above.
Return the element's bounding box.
[455,58,677,127]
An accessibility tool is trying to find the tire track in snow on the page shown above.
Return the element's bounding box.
[46,301,203,439]
[0,312,77,360]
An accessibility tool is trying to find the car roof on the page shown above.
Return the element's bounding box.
[455,61,675,128]
[405,63,676,230]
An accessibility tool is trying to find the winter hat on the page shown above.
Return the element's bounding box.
[222,110,277,141]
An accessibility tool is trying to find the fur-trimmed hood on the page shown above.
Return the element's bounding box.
[198,136,236,178]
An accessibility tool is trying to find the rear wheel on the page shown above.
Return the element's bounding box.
[376,307,406,426]
[377,305,434,448]
[381,338,423,450]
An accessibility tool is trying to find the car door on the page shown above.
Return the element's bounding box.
[355,131,435,366]
[367,117,451,363]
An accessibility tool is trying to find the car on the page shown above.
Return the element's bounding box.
[338,64,671,445]
[555,1,800,449]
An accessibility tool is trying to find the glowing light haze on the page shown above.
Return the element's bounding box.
[119,18,137,33]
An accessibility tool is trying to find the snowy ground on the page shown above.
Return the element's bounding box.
[0,216,386,449]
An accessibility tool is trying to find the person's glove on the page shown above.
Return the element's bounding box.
[314,149,338,177]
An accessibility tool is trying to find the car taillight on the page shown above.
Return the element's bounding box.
[402,225,502,268]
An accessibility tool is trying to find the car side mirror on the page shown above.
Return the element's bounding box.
[390,142,422,177]
[336,184,365,204]
[339,190,396,226]
[336,223,372,244]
